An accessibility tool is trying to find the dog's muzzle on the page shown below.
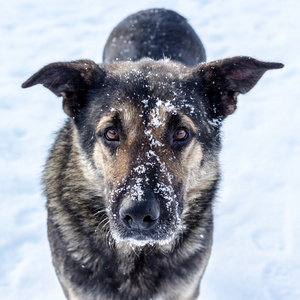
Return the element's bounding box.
[109,179,182,245]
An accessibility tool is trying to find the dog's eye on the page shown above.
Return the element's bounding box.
[104,128,119,141]
[173,128,188,141]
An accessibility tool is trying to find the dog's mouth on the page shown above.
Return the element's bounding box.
[108,207,181,247]
[109,221,181,248]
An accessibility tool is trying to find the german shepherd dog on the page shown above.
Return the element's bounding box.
[22,8,283,300]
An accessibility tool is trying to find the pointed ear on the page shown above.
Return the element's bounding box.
[196,56,284,119]
[22,60,105,118]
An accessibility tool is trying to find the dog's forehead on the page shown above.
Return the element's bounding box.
[106,60,191,101]
[101,60,200,119]
[97,100,174,131]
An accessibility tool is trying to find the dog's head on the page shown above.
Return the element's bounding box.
[22,57,283,248]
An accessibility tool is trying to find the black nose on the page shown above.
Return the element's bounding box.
[119,192,160,230]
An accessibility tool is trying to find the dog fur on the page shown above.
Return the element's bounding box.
[22,8,283,300]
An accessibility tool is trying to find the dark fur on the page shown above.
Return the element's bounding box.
[22,8,283,300]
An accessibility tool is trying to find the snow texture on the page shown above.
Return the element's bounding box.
[1,0,299,299]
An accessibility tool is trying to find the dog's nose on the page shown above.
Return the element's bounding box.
[119,192,160,230]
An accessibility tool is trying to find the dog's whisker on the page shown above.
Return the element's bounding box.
[95,217,109,233]
[93,209,107,217]
[98,216,109,226]
[100,220,110,233]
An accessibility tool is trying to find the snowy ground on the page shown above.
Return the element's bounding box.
[1,0,299,299]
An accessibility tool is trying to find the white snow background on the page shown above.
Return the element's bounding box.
[1,0,299,299]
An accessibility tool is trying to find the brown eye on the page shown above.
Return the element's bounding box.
[105,128,119,141]
[173,128,188,141]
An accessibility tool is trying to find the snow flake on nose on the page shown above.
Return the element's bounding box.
[131,177,144,201]
[142,98,176,149]
[133,164,147,175]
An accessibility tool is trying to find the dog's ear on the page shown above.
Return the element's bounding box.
[195,56,283,119]
[22,60,105,118]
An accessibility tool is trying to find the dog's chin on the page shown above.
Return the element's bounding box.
[110,225,179,250]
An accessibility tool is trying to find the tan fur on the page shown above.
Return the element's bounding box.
[94,104,142,190]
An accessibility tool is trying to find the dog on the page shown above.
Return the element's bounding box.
[22,8,283,300]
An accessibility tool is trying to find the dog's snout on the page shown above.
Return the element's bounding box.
[119,193,160,230]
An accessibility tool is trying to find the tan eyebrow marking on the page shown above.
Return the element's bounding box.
[96,114,116,133]
[179,114,198,134]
